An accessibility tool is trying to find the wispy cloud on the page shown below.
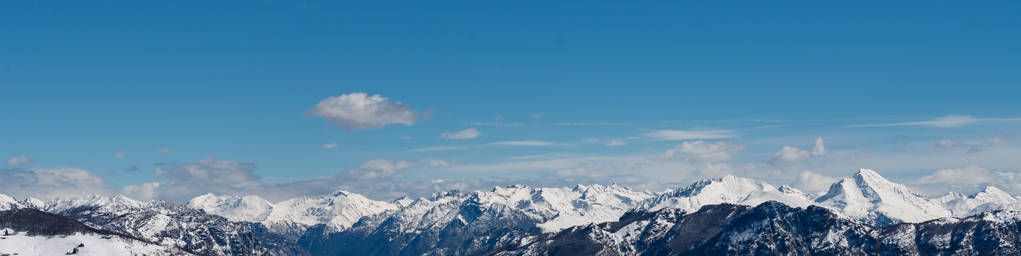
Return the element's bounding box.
[441,128,481,140]
[486,140,563,146]
[606,140,626,146]
[405,145,472,153]
[155,147,174,154]
[645,129,735,141]
[406,140,566,153]
[658,141,745,163]
[322,142,339,149]
[5,155,31,166]
[845,115,1021,128]
[464,121,632,127]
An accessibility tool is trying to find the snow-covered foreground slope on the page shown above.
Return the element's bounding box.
[1,208,197,256]
[0,229,194,256]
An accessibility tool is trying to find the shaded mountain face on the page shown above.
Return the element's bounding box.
[0,208,198,256]
[1,208,126,237]
[298,191,546,256]
[490,202,875,256]
[43,195,308,256]
[492,201,1021,256]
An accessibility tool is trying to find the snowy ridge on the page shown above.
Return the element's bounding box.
[381,183,654,233]
[936,186,1021,217]
[188,193,274,221]
[187,190,397,235]
[478,184,654,232]
[639,175,813,212]
[192,168,1021,238]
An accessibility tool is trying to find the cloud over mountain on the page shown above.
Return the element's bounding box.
[0,167,108,199]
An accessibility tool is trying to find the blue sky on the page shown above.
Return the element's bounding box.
[2,1,1020,201]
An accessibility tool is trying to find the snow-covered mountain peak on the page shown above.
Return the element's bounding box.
[187,193,274,222]
[329,189,356,197]
[184,190,397,237]
[974,186,1017,203]
[815,169,951,224]
[21,197,45,209]
[263,190,398,232]
[45,194,147,214]
[853,168,883,181]
[937,185,1019,217]
[0,193,18,210]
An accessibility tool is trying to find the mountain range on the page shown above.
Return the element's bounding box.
[5,168,1021,255]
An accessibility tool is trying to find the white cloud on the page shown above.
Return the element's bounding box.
[0,167,109,200]
[530,113,545,119]
[441,128,481,140]
[791,171,838,193]
[113,151,126,159]
[149,158,263,201]
[606,140,626,146]
[812,137,826,157]
[155,147,174,154]
[308,92,419,130]
[322,142,338,149]
[769,137,826,166]
[121,182,160,201]
[645,129,735,141]
[347,159,416,180]
[5,155,31,166]
[400,136,413,140]
[916,166,999,185]
[770,146,811,166]
[118,157,452,202]
[659,141,745,163]
[845,115,1021,128]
